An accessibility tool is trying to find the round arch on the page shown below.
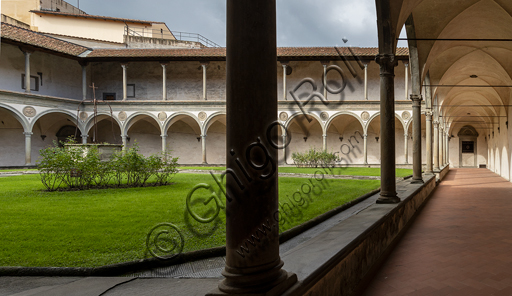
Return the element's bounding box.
[202,111,226,136]
[366,112,407,133]
[0,103,29,132]
[123,112,162,137]
[284,112,326,136]
[325,111,365,134]
[84,112,123,135]
[163,112,202,136]
[30,109,82,134]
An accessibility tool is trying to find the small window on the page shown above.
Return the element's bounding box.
[462,141,474,153]
[127,84,135,98]
[103,93,116,100]
[21,74,39,91]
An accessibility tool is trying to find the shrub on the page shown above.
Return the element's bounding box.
[291,148,339,168]
[37,141,179,191]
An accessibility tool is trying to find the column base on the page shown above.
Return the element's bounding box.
[376,194,401,204]
[207,271,297,296]
[424,170,434,175]
[410,178,424,184]
[202,162,208,165]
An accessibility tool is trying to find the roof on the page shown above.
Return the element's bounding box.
[85,47,409,60]
[0,23,90,56]
[30,10,161,25]
[0,23,409,60]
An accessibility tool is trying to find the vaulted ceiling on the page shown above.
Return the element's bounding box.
[380,0,512,135]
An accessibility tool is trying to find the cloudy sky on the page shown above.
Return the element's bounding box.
[77,0,407,48]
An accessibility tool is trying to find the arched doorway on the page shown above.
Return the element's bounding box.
[458,125,478,168]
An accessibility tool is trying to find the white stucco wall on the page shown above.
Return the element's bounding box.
[33,14,149,43]
[0,43,83,100]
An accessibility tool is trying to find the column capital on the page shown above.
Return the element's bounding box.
[410,94,423,102]
[280,61,289,66]
[161,134,168,138]
[78,61,89,67]
[320,60,330,66]
[364,63,368,69]
[19,47,34,54]
[364,134,368,138]
[23,131,33,136]
[375,54,398,75]
[81,134,88,139]
[121,63,129,69]
[404,133,408,137]
[200,61,210,66]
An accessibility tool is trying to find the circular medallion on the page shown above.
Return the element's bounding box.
[402,111,411,121]
[79,112,88,121]
[198,112,207,121]
[361,111,370,121]
[279,112,288,121]
[320,112,329,121]
[118,111,127,121]
[158,112,167,121]
[23,106,36,118]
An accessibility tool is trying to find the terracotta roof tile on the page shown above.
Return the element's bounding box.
[30,10,160,24]
[1,23,90,56]
[86,47,409,59]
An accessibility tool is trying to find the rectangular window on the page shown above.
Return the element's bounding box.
[21,74,39,91]
[127,84,135,98]
[103,93,116,100]
[462,141,474,153]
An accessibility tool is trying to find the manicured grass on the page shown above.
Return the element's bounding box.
[278,167,413,178]
[0,169,38,172]
[180,166,413,178]
[0,173,379,267]
[179,166,226,171]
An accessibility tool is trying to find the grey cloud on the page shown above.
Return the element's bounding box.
[78,0,385,47]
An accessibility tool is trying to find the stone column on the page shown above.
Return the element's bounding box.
[375,54,400,204]
[201,134,207,164]
[81,63,88,100]
[425,111,433,174]
[404,133,409,164]
[282,134,287,164]
[404,63,409,100]
[210,0,297,294]
[433,121,440,171]
[23,50,32,93]
[122,135,127,152]
[23,132,32,165]
[161,134,167,153]
[445,132,449,165]
[121,63,128,101]
[322,134,327,151]
[411,94,423,183]
[161,63,168,101]
[363,133,368,164]
[364,64,368,100]
[321,61,329,99]
[202,62,209,100]
[81,135,88,144]
[281,62,288,100]
[439,126,444,167]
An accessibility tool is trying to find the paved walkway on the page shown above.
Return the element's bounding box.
[363,168,512,296]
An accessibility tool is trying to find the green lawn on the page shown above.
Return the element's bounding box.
[0,173,379,267]
[181,166,413,178]
[0,169,38,172]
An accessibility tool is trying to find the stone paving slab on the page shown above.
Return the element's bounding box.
[2,277,134,296]
[102,278,220,296]
[363,168,512,296]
